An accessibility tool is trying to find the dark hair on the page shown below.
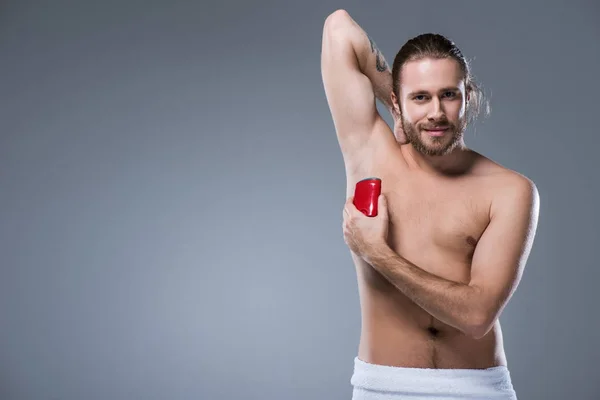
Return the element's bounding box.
[392,33,489,124]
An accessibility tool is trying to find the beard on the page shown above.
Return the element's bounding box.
[401,116,466,156]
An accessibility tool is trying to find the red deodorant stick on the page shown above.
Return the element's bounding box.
[353,177,381,217]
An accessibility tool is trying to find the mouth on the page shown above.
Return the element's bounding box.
[423,127,449,137]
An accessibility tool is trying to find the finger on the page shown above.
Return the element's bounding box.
[378,194,388,217]
[378,194,387,208]
[344,197,357,216]
[346,203,360,219]
[346,196,355,208]
[344,206,358,220]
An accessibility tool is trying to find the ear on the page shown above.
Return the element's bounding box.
[465,81,472,102]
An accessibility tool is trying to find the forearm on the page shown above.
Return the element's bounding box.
[325,10,394,111]
[366,246,486,337]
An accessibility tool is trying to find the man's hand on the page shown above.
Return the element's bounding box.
[343,194,390,259]
[391,108,407,144]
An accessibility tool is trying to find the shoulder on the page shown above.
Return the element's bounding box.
[495,172,539,218]
[471,153,539,215]
[472,152,537,193]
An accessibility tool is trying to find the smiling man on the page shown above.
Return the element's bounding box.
[321,9,539,400]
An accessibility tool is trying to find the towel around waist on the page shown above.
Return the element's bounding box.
[351,357,516,398]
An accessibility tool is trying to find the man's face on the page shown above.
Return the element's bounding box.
[396,57,467,156]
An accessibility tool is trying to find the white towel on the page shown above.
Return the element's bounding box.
[351,357,517,400]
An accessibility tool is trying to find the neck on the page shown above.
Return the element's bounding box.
[401,140,475,176]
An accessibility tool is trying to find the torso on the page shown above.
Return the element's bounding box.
[345,123,510,369]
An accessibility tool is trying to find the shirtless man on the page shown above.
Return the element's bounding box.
[321,10,539,399]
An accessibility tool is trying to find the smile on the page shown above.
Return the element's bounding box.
[423,128,449,137]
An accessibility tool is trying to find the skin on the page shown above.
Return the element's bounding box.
[322,10,539,369]
[393,58,467,157]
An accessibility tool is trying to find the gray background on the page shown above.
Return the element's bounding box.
[1,1,598,399]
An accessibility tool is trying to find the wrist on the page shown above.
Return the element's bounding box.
[365,242,396,266]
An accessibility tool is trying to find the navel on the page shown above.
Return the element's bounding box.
[466,236,478,247]
[427,326,440,337]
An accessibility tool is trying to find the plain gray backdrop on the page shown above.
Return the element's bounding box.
[1,1,599,399]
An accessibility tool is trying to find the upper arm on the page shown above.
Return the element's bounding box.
[468,176,540,335]
[321,11,380,155]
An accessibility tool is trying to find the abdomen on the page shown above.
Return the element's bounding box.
[354,259,506,369]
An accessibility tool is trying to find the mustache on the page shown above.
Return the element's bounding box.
[420,121,454,130]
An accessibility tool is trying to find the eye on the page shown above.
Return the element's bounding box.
[443,91,457,98]
[413,95,427,101]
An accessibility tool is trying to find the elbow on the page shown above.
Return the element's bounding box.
[321,10,352,60]
[463,312,495,340]
[324,9,351,32]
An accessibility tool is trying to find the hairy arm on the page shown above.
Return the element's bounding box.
[325,10,394,111]
[352,21,394,111]
[321,10,396,156]
[365,177,540,339]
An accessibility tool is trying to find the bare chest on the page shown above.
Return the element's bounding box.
[348,166,491,283]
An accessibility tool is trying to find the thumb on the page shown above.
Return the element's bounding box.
[378,194,388,217]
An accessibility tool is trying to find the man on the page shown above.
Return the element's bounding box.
[321,9,539,400]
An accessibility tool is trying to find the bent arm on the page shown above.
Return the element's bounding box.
[338,12,394,111]
[365,177,540,339]
[321,10,395,156]
[366,247,482,337]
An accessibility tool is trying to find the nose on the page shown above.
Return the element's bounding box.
[427,97,446,121]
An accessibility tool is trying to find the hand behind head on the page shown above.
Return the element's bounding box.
[392,109,408,144]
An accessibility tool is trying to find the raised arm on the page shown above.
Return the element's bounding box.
[321,10,395,157]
